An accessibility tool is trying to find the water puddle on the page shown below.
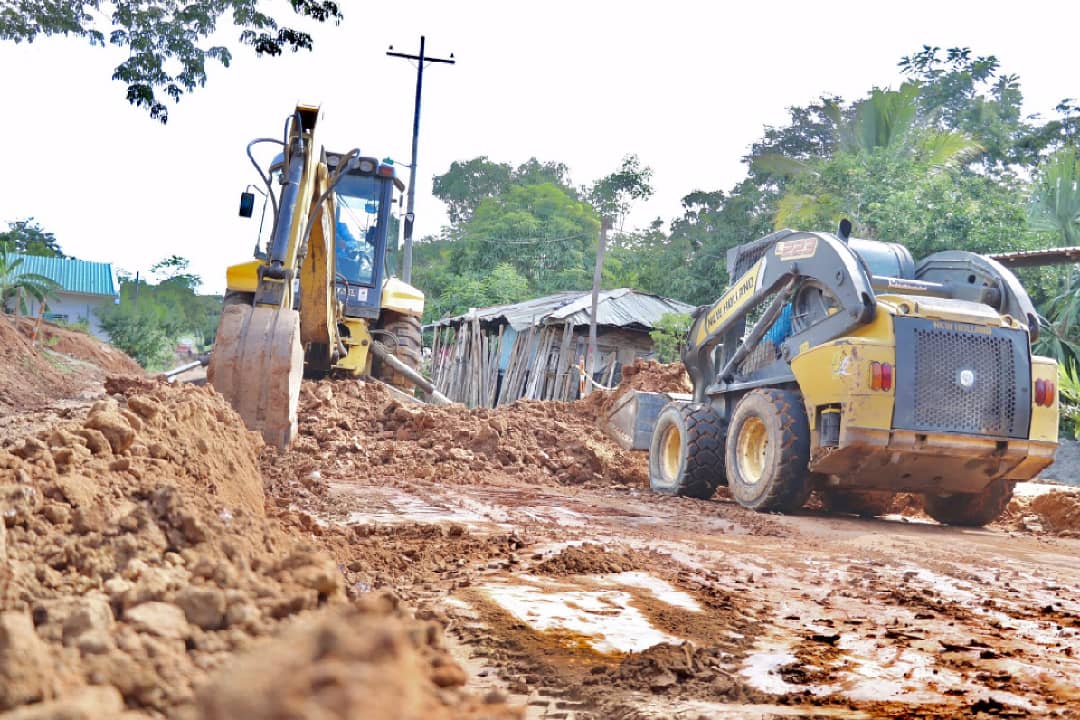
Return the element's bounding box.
[332,485,493,528]
[620,696,869,719]
[739,645,807,695]
[593,571,701,612]
[1014,481,1080,498]
[478,572,695,654]
[838,637,963,703]
[483,583,679,653]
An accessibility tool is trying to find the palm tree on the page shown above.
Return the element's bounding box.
[1030,145,1080,248]
[1029,146,1080,378]
[760,84,981,230]
[0,247,59,319]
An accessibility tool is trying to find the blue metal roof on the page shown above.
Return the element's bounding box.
[8,253,117,297]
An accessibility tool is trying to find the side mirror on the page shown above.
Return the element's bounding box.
[239,192,255,218]
[364,202,378,215]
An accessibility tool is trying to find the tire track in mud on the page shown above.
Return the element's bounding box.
[319,479,1080,717]
[268,377,1080,718]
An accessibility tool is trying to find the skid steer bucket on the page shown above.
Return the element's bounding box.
[603,389,692,450]
[207,304,304,448]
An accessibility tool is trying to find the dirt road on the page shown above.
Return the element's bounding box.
[265,374,1080,720]
[4,334,1080,718]
[288,469,1079,719]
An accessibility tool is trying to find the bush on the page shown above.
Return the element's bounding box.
[96,305,173,370]
[649,312,691,363]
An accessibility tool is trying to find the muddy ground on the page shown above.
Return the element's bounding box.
[3,336,1080,719]
[264,363,1080,719]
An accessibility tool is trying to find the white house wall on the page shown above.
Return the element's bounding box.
[23,292,114,340]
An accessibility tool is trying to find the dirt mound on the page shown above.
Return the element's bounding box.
[1000,490,1080,536]
[0,379,348,716]
[595,642,776,703]
[16,318,142,375]
[0,319,75,410]
[617,359,692,395]
[584,359,692,419]
[197,595,522,720]
[534,543,653,576]
[0,318,141,413]
[269,379,647,489]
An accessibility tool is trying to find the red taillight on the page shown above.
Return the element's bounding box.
[870,362,893,392]
[1036,380,1056,407]
[377,165,394,177]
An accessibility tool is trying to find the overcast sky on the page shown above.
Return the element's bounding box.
[0,0,1076,294]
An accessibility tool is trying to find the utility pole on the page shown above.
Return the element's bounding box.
[387,36,455,284]
[585,217,613,396]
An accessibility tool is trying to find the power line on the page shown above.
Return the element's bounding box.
[387,36,455,284]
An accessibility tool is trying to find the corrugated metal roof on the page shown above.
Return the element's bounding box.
[7,253,117,296]
[989,246,1080,268]
[550,289,694,328]
[432,288,695,331]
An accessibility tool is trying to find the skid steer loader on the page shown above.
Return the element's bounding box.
[208,104,445,448]
[649,221,1059,526]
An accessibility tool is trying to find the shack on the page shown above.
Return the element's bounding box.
[427,288,694,407]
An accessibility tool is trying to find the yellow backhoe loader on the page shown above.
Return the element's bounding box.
[208,103,446,447]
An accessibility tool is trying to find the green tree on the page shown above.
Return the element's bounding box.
[588,154,654,235]
[432,157,576,225]
[0,218,65,257]
[1029,145,1080,249]
[763,85,1005,258]
[0,246,60,316]
[455,182,600,295]
[898,46,1032,169]
[97,255,222,368]
[0,0,343,122]
[429,263,531,320]
[151,254,201,288]
[649,312,691,363]
[432,157,513,225]
[96,304,173,368]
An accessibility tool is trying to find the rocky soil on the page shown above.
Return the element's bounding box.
[2,336,1080,719]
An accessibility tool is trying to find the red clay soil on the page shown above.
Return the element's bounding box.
[584,358,692,419]
[0,377,519,718]
[0,319,77,410]
[261,378,649,496]
[0,318,141,412]
[997,489,1080,536]
[15,317,142,375]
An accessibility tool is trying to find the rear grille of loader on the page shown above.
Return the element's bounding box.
[894,319,1030,439]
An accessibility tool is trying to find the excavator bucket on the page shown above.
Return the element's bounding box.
[207,304,304,448]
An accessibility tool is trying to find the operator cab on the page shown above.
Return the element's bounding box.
[326,154,404,319]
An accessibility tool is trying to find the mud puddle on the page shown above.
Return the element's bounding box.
[330,483,495,529]
[478,572,697,654]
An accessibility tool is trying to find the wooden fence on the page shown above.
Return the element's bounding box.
[430,320,619,407]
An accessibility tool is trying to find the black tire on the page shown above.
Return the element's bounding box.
[648,402,726,500]
[819,488,894,518]
[374,312,423,390]
[725,389,812,512]
[923,479,1014,527]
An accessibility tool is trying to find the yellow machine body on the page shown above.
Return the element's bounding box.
[209,103,425,447]
[790,295,1057,494]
